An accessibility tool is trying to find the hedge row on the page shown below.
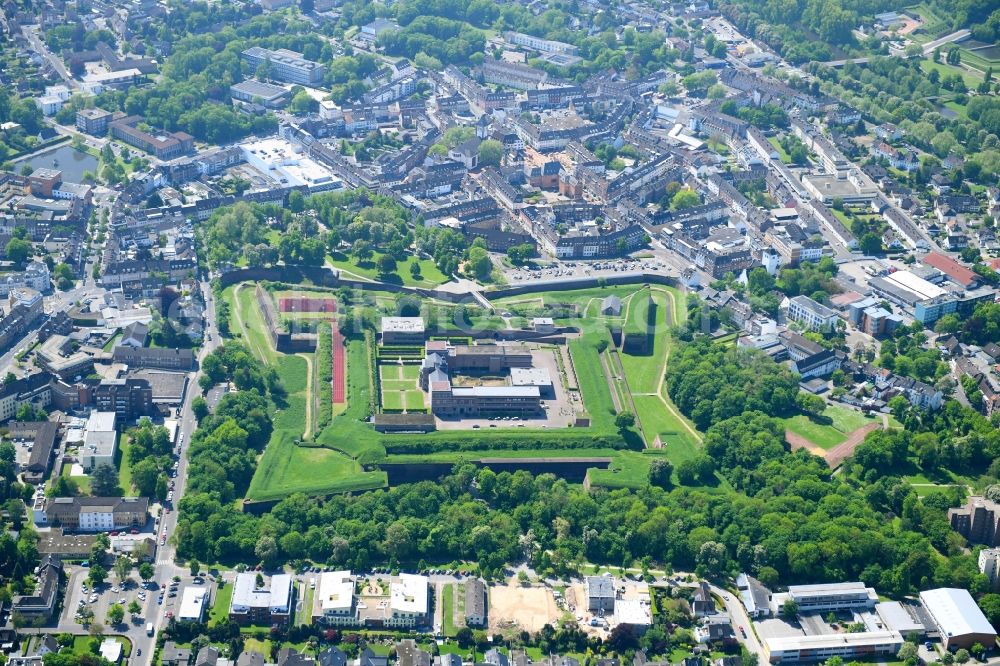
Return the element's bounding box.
[315,322,333,432]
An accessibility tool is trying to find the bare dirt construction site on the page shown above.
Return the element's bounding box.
[489,582,561,632]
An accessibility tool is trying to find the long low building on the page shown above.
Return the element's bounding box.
[765,631,903,663]
[786,582,878,611]
[919,588,997,649]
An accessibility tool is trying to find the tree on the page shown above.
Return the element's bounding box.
[190,559,200,576]
[670,187,700,211]
[107,604,125,625]
[795,392,825,416]
[477,140,503,167]
[127,600,141,617]
[192,396,209,421]
[376,254,397,277]
[138,562,155,582]
[781,598,799,620]
[649,458,673,488]
[288,190,305,213]
[2,372,15,386]
[113,556,131,583]
[351,239,373,263]
[88,565,108,587]
[955,649,970,664]
[934,314,960,334]
[615,411,636,430]
[409,261,422,279]
[897,643,918,662]
[859,233,882,255]
[464,246,492,281]
[506,243,536,265]
[14,403,37,421]
[90,464,121,496]
[255,534,278,567]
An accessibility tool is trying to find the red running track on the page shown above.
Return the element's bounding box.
[332,325,346,404]
[279,297,337,313]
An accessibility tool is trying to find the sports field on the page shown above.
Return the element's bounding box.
[781,404,879,450]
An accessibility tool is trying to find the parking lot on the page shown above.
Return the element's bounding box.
[502,257,670,283]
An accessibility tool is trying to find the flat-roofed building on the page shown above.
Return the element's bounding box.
[388,574,429,629]
[430,385,541,418]
[948,496,1000,546]
[919,588,997,649]
[381,317,426,345]
[787,295,838,333]
[446,344,532,372]
[510,367,554,397]
[786,582,878,612]
[76,108,114,136]
[241,47,325,86]
[764,631,903,663]
[875,601,926,636]
[979,547,1000,591]
[313,571,356,626]
[82,411,117,471]
[179,587,208,623]
[231,80,291,108]
[230,572,294,626]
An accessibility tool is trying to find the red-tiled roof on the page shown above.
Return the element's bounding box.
[923,251,977,288]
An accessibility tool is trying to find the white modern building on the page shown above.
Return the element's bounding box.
[380,317,426,345]
[240,138,341,192]
[81,411,118,471]
[387,574,429,628]
[313,571,356,626]
[764,631,903,663]
[241,47,326,86]
[919,588,997,649]
[785,582,878,612]
[504,31,578,55]
[979,548,1000,591]
[787,295,839,333]
[178,587,208,623]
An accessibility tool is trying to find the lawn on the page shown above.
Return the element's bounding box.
[632,395,699,459]
[441,583,459,637]
[246,435,386,501]
[70,636,131,658]
[768,136,792,164]
[781,404,878,450]
[229,284,387,498]
[918,58,983,89]
[382,380,413,391]
[116,434,132,493]
[401,365,421,380]
[102,333,121,352]
[620,289,674,394]
[568,330,617,431]
[208,582,233,627]
[404,391,425,410]
[298,585,314,625]
[382,392,404,411]
[327,251,450,288]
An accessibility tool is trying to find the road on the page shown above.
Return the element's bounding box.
[22,25,77,90]
[922,29,971,56]
[137,278,220,662]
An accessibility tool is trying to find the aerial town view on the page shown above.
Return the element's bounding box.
[0,0,999,665]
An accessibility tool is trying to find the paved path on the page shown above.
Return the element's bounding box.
[922,29,970,55]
